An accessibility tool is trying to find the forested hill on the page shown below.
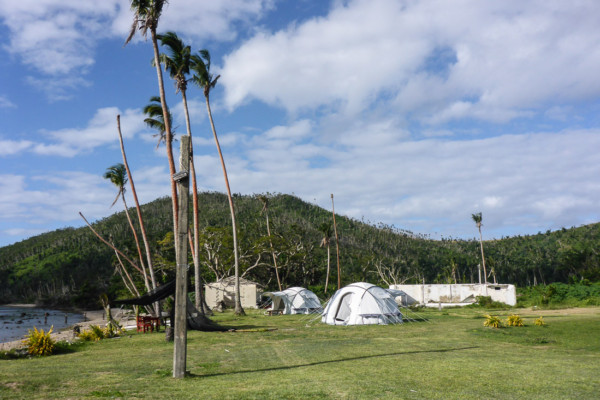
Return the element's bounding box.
[1,192,598,307]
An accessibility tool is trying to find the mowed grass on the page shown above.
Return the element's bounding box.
[1,307,598,399]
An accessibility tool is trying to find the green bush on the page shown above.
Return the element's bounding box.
[517,283,600,307]
[23,326,55,356]
[474,296,507,308]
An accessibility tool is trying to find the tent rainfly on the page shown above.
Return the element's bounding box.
[262,287,323,315]
[321,282,403,325]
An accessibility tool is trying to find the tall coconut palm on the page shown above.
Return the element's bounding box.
[103,163,151,293]
[318,222,333,294]
[125,0,179,241]
[258,195,281,291]
[472,212,488,286]
[191,49,245,315]
[157,31,203,310]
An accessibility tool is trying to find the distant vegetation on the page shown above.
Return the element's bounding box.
[0,192,598,308]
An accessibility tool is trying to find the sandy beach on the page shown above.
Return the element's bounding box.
[0,308,127,352]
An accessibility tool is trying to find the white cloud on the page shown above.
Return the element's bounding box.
[203,121,600,239]
[0,0,273,99]
[38,107,146,155]
[111,0,273,42]
[0,0,119,75]
[0,140,34,156]
[222,0,600,124]
[0,95,16,108]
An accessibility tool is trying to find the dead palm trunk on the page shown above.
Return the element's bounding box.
[260,196,281,291]
[324,241,331,293]
[117,115,158,315]
[265,210,282,291]
[331,194,341,290]
[119,189,151,293]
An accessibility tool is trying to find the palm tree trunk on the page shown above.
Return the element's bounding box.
[181,91,202,310]
[120,192,151,293]
[79,212,143,275]
[325,243,331,294]
[331,194,341,290]
[478,227,488,292]
[150,29,178,245]
[114,249,142,298]
[265,211,282,291]
[117,115,158,315]
[205,96,245,316]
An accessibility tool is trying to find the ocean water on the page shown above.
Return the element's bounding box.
[0,306,85,343]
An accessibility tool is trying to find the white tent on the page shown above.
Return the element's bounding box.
[322,282,403,325]
[262,287,323,315]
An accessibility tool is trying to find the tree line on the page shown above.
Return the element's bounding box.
[1,192,598,307]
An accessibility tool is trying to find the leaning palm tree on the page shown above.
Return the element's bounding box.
[125,0,179,240]
[472,212,488,286]
[156,31,203,310]
[191,49,245,315]
[318,222,333,294]
[103,164,151,293]
[258,194,281,291]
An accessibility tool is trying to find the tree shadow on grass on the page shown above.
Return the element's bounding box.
[188,346,478,378]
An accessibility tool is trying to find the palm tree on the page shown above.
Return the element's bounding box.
[318,222,333,294]
[191,49,245,315]
[157,31,203,310]
[125,0,179,242]
[103,164,151,293]
[143,96,173,148]
[472,212,488,286]
[258,195,281,291]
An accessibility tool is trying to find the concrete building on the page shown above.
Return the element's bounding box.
[204,277,263,309]
[389,283,516,307]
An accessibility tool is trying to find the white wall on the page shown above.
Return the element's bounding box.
[389,283,516,306]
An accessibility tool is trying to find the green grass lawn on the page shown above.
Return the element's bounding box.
[1,307,599,399]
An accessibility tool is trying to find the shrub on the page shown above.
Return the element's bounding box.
[475,296,506,309]
[506,314,524,327]
[23,326,55,356]
[534,316,546,326]
[483,314,503,328]
[78,325,107,342]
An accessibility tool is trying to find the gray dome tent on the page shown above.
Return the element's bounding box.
[262,287,323,315]
[321,282,403,325]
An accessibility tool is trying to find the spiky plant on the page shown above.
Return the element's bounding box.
[483,314,503,328]
[507,314,524,327]
[23,326,55,356]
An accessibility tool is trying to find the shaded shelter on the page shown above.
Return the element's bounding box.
[113,280,228,331]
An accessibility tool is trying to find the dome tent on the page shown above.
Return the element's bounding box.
[321,282,403,325]
[262,287,323,315]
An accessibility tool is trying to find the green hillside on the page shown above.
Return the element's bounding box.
[1,192,599,307]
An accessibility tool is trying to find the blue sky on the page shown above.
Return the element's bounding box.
[1,0,600,248]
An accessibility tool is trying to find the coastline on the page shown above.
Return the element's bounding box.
[0,309,107,352]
